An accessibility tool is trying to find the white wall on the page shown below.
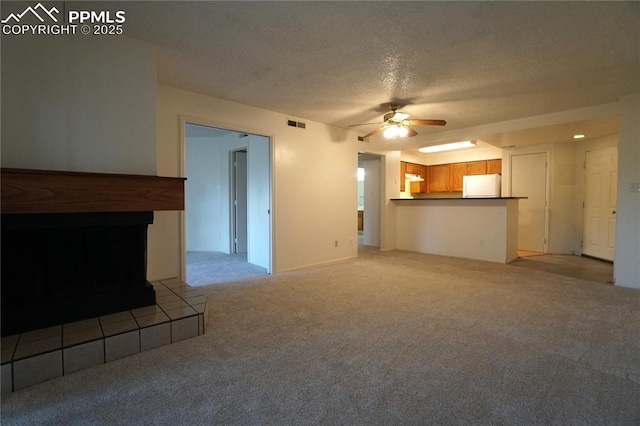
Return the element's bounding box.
[150,85,364,279]
[185,135,229,253]
[614,94,640,289]
[548,142,578,254]
[396,199,519,263]
[1,35,156,175]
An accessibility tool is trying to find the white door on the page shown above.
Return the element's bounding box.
[233,150,248,253]
[511,153,548,252]
[247,136,271,271]
[583,147,617,261]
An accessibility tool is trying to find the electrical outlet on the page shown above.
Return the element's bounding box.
[629,182,640,193]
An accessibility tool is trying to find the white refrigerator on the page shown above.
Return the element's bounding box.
[462,174,502,198]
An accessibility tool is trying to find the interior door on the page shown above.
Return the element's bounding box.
[233,150,248,253]
[247,137,271,271]
[583,146,617,261]
[511,152,548,253]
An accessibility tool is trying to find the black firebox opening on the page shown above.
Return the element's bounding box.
[1,211,156,336]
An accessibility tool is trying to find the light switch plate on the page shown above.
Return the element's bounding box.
[629,182,640,193]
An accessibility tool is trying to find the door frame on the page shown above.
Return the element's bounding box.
[357,152,384,251]
[179,115,274,279]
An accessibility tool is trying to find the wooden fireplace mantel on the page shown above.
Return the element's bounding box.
[1,168,185,214]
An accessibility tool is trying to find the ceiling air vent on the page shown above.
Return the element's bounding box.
[287,119,306,129]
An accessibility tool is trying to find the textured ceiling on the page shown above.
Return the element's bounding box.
[104,1,639,148]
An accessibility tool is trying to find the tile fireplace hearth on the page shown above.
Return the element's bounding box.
[1,278,206,394]
[1,168,189,393]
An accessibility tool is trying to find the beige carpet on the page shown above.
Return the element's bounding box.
[2,250,638,424]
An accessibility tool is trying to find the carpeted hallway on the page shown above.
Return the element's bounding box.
[2,250,638,424]
[186,251,268,286]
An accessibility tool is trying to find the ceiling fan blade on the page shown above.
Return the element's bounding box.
[405,119,447,126]
[348,122,384,127]
[406,127,418,137]
[362,126,387,139]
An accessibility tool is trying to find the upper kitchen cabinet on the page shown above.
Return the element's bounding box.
[449,163,466,192]
[428,164,450,192]
[466,161,487,175]
[400,161,407,192]
[411,164,428,193]
[487,159,502,175]
[401,161,429,193]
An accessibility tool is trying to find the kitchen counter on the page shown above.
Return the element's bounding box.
[392,197,522,263]
[391,197,526,201]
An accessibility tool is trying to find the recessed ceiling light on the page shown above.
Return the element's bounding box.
[573,134,586,139]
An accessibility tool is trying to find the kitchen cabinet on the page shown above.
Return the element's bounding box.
[410,165,427,193]
[449,163,466,192]
[401,161,428,193]
[400,158,501,193]
[428,164,450,192]
[466,161,487,175]
[487,159,502,175]
[419,165,429,193]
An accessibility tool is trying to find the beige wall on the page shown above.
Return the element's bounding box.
[1,35,156,175]
[614,94,640,288]
[149,85,370,279]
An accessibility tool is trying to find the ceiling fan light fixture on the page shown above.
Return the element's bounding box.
[384,125,408,139]
[419,140,477,153]
[392,112,410,121]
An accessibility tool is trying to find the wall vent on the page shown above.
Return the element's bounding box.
[287,119,306,129]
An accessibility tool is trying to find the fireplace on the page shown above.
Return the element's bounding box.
[1,168,185,337]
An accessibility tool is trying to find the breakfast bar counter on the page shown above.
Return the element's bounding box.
[392,197,525,263]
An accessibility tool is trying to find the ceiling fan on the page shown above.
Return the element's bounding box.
[350,104,446,139]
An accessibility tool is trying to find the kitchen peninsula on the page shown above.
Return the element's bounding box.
[392,197,524,263]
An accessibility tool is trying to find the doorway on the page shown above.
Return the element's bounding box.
[183,122,272,286]
[357,153,382,250]
[511,152,548,253]
[582,146,618,261]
